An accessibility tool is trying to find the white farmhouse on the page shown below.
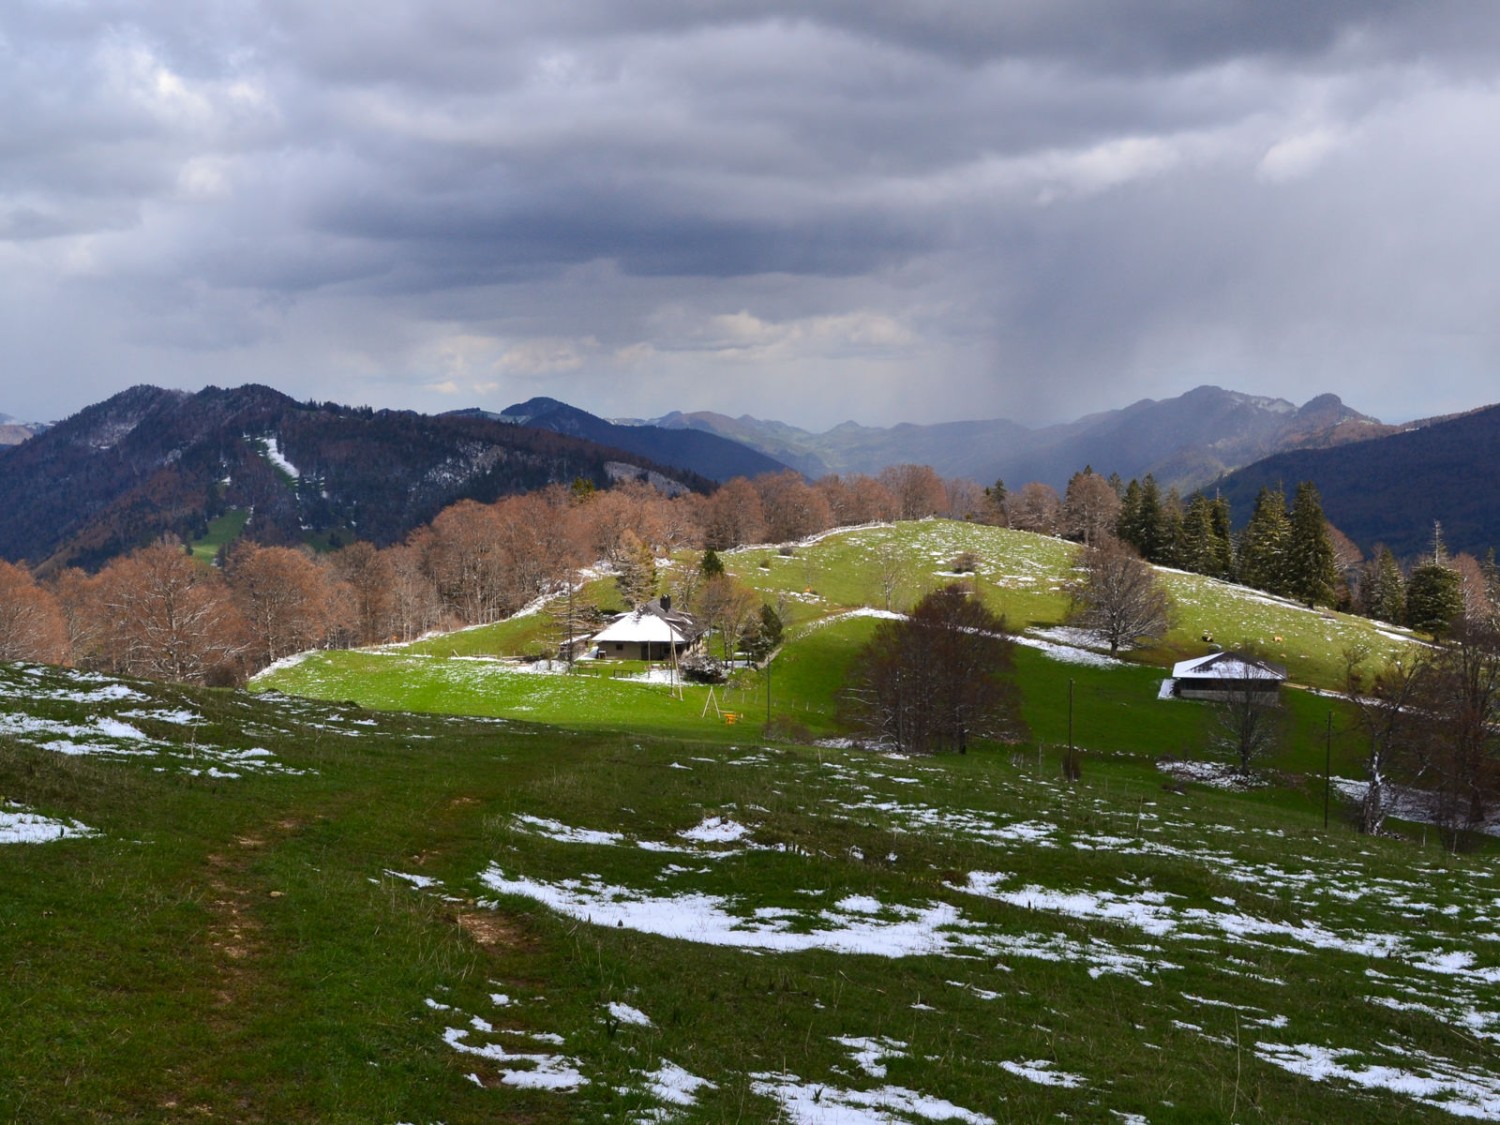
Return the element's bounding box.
[590,597,704,661]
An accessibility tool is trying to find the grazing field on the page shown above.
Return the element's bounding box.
[253,520,1416,767]
[3,658,1499,1123]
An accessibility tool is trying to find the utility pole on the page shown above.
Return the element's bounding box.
[1323,710,1332,830]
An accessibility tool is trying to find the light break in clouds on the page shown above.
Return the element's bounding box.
[4,2,1500,429]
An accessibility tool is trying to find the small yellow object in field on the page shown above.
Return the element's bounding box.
[723,712,738,724]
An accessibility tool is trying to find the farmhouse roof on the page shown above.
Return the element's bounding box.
[592,598,701,646]
[1171,651,1287,681]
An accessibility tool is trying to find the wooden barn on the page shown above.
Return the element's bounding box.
[1169,651,1287,701]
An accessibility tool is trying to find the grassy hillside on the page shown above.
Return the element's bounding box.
[4,660,1499,1121]
[254,521,1417,766]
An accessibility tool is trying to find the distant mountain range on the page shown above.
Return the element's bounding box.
[638,385,1389,494]
[1212,403,1500,560]
[0,385,711,573]
[459,397,790,482]
[7,381,1492,573]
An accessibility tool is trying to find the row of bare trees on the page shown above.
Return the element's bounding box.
[1344,621,1500,848]
[0,464,1014,685]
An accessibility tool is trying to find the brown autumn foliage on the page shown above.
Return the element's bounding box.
[225,543,352,666]
[88,539,249,684]
[0,559,69,664]
[755,471,833,543]
[815,474,898,526]
[701,477,766,550]
[1008,481,1063,535]
[878,464,947,520]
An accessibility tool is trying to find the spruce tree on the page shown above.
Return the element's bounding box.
[1237,485,1290,596]
[1209,495,1236,580]
[1363,547,1406,624]
[1178,494,1217,576]
[614,530,658,608]
[1117,476,1166,562]
[1138,476,1165,563]
[1159,488,1185,568]
[1285,481,1338,607]
[1406,563,1463,637]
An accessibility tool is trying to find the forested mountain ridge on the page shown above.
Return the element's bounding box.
[466,397,791,483]
[0,384,710,573]
[1211,402,1500,559]
[643,385,1386,493]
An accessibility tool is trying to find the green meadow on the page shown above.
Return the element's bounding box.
[9,521,1494,1123]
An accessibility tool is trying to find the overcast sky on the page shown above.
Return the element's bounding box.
[4,2,1500,430]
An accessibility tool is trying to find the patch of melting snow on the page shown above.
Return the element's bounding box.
[0,804,98,844]
[121,707,201,725]
[385,869,441,890]
[960,873,1181,938]
[1013,631,1123,668]
[442,1026,588,1091]
[999,1059,1086,1089]
[641,1059,714,1108]
[479,867,999,959]
[263,434,300,479]
[835,1036,909,1078]
[608,1001,653,1027]
[750,1071,995,1124]
[678,816,751,844]
[1254,1042,1500,1120]
[515,814,626,847]
[1156,759,1270,790]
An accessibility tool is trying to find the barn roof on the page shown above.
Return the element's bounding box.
[1171,650,1287,681]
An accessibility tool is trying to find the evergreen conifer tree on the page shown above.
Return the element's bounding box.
[1407,563,1463,637]
[614,530,658,608]
[1209,495,1236,580]
[1363,547,1406,624]
[1285,481,1338,607]
[1158,487,1184,568]
[1237,485,1291,596]
[1178,494,1218,576]
[1406,524,1463,636]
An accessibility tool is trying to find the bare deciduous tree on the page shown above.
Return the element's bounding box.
[225,543,348,665]
[92,539,249,684]
[878,464,947,521]
[840,584,1026,754]
[695,575,760,662]
[1008,482,1063,535]
[1207,673,1288,776]
[701,477,766,550]
[1062,471,1122,547]
[872,538,912,613]
[1410,619,1500,848]
[0,560,68,664]
[1065,537,1173,657]
[1342,642,1428,835]
[756,470,833,543]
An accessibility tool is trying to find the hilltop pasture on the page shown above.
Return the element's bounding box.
[254,521,1418,764]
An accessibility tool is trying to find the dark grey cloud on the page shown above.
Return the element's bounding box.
[2,1,1499,431]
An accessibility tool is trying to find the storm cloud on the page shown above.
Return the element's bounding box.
[3,2,1499,428]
